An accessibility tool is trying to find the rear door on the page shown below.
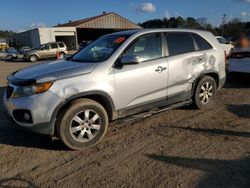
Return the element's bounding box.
[114,33,168,110]
[49,43,58,58]
[165,32,197,101]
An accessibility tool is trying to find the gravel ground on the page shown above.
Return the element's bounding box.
[0,60,249,188]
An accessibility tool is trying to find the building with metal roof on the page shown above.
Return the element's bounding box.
[11,12,142,50]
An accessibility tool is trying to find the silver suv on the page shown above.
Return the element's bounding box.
[4,29,226,150]
[24,42,68,62]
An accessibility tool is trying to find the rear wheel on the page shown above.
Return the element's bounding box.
[193,76,217,109]
[29,55,38,62]
[56,99,108,150]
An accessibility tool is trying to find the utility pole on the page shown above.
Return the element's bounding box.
[222,14,226,37]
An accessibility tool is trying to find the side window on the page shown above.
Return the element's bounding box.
[41,44,50,50]
[123,33,162,62]
[193,34,212,51]
[50,43,58,49]
[166,33,195,56]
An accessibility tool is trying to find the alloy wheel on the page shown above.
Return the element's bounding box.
[69,110,101,143]
[199,82,213,104]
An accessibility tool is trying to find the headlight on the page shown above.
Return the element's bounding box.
[12,81,53,98]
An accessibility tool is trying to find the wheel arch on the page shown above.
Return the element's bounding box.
[191,71,219,97]
[54,91,117,128]
[29,53,39,59]
[58,51,65,54]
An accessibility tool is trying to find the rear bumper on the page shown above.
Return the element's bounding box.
[218,76,226,89]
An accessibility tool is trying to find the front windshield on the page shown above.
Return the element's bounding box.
[71,34,130,62]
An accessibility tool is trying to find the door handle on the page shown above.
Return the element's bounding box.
[155,66,167,73]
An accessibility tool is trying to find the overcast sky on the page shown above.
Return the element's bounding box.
[1,0,250,32]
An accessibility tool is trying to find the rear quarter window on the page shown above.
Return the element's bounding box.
[192,34,212,51]
[58,43,65,48]
[166,33,195,56]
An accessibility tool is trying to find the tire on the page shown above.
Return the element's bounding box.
[6,55,14,61]
[29,55,38,62]
[193,76,217,109]
[56,98,108,150]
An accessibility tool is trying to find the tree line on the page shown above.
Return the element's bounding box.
[0,30,15,39]
[1,16,250,41]
[139,17,250,40]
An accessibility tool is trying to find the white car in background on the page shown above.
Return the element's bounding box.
[228,48,250,74]
[215,36,234,56]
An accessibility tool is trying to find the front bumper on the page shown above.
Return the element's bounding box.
[3,89,64,135]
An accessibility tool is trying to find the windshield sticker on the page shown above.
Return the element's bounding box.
[114,37,126,44]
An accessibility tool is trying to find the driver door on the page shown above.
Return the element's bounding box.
[114,33,168,110]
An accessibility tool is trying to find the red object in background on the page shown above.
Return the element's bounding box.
[114,37,126,44]
[56,51,60,60]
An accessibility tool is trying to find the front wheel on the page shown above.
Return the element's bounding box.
[56,99,108,150]
[193,76,217,109]
[6,55,14,61]
[29,55,38,62]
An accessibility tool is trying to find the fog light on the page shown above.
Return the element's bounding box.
[13,110,33,124]
[24,113,31,121]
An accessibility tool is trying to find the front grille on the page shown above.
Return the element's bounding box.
[6,86,14,98]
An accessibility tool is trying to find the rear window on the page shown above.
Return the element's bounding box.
[166,33,195,56]
[217,37,228,44]
[58,42,65,48]
[193,34,212,51]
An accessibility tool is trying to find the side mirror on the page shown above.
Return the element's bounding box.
[120,55,140,65]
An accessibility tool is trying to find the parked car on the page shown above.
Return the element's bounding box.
[0,48,20,61]
[4,29,226,150]
[215,36,234,56]
[228,48,250,75]
[19,46,31,54]
[23,42,68,62]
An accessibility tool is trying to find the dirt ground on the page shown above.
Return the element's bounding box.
[0,61,250,188]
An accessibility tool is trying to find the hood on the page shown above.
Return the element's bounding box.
[12,60,97,83]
